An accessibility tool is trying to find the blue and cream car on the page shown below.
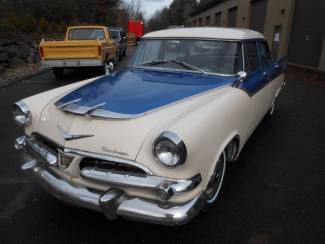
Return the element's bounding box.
[13,27,286,225]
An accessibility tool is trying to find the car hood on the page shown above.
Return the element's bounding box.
[55,68,235,118]
[37,68,236,160]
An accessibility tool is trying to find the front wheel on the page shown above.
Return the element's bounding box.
[205,151,227,206]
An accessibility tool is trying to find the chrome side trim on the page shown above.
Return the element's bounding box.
[80,167,201,195]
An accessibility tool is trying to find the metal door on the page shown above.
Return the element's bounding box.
[249,0,267,33]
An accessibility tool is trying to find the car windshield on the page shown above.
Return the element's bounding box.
[131,39,243,75]
[68,28,105,40]
[110,30,121,41]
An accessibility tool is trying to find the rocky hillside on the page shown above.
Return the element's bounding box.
[0,39,39,76]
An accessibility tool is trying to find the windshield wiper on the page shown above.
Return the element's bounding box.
[130,59,206,74]
[171,59,206,74]
[130,60,169,67]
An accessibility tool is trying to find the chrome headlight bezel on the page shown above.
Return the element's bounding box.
[13,101,32,127]
[153,131,187,168]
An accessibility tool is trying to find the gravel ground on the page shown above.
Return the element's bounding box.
[0,63,42,84]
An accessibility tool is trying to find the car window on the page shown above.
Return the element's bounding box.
[259,42,272,67]
[132,39,243,75]
[68,28,105,40]
[110,31,121,41]
[245,42,259,73]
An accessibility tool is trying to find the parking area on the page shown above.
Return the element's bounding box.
[0,46,324,243]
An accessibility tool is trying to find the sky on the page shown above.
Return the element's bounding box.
[126,0,173,19]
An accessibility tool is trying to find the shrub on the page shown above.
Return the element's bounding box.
[21,14,37,32]
[39,17,49,32]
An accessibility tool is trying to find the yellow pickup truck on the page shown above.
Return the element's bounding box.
[39,25,118,79]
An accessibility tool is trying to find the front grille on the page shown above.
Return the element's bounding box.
[79,158,147,177]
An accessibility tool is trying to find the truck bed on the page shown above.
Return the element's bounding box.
[40,40,100,60]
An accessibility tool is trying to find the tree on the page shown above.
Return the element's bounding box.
[122,0,144,20]
[147,0,200,32]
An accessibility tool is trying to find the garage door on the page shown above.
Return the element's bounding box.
[249,0,267,33]
[288,0,325,68]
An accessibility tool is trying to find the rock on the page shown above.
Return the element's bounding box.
[29,42,38,49]
[0,53,8,62]
[0,39,16,46]
[9,57,24,67]
[5,45,21,58]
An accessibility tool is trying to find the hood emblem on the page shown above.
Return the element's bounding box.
[57,125,94,141]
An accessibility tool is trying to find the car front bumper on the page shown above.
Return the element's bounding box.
[14,136,206,225]
[42,59,104,68]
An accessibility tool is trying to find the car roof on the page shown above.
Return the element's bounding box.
[143,27,265,40]
[108,27,123,31]
[68,25,107,29]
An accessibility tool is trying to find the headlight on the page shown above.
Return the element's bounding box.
[153,131,187,168]
[13,101,32,127]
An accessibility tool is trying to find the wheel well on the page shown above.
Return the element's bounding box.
[225,135,240,162]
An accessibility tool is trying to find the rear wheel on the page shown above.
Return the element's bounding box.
[53,68,64,80]
[205,151,227,206]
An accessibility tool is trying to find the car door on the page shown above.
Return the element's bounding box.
[258,41,285,106]
[239,41,270,129]
[257,41,274,107]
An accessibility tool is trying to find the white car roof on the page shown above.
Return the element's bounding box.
[143,27,265,40]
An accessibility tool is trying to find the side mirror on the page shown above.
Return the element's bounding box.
[105,62,114,75]
[234,71,247,87]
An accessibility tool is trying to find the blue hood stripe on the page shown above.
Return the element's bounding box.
[56,68,235,115]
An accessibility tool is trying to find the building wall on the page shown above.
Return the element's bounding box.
[190,0,295,60]
[287,0,325,70]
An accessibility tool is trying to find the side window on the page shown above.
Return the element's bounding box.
[245,42,259,73]
[259,42,272,67]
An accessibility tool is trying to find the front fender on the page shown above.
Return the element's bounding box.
[19,77,98,135]
[136,86,249,189]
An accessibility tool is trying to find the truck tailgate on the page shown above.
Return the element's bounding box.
[41,40,100,59]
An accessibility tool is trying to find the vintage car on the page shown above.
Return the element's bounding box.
[39,25,118,79]
[14,27,286,225]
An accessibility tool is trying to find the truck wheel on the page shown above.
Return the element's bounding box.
[53,68,64,80]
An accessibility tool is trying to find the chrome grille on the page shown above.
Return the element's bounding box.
[79,158,148,177]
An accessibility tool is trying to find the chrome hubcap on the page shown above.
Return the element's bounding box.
[206,151,226,204]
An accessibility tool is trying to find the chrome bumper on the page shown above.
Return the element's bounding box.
[42,59,104,68]
[15,136,206,225]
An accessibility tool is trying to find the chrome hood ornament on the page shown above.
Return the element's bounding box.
[57,125,94,141]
